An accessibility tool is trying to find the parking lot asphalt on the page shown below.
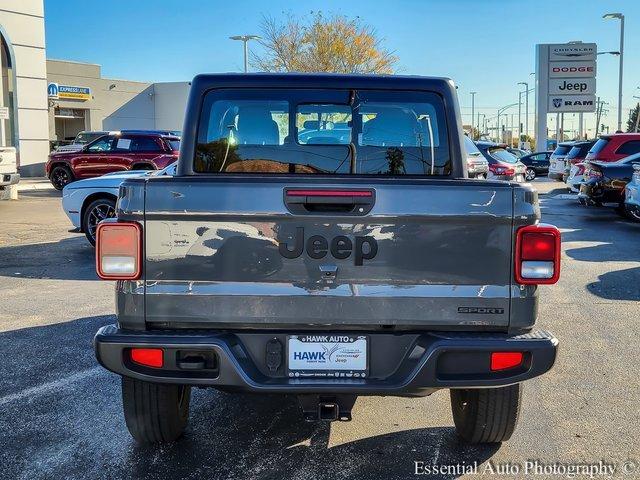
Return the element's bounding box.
[1,181,639,480]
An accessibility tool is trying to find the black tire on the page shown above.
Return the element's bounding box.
[122,377,191,444]
[525,168,536,181]
[131,163,154,170]
[625,204,640,223]
[49,165,75,190]
[450,384,522,444]
[82,197,117,246]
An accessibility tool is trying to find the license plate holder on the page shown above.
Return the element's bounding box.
[287,334,368,378]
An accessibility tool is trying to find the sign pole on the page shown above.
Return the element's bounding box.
[578,112,584,139]
[535,44,549,151]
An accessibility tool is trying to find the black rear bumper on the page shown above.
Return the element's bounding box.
[94,326,558,395]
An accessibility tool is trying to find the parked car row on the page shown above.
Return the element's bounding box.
[62,132,552,247]
[46,131,180,190]
[556,133,640,223]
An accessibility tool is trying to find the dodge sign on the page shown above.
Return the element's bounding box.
[549,61,596,78]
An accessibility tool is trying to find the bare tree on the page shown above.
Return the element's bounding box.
[252,13,398,74]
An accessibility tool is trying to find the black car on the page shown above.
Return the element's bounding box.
[519,151,552,180]
[578,155,640,207]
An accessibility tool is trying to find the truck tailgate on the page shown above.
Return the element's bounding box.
[143,177,517,329]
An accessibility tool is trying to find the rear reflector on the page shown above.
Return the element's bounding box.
[96,222,142,280]
[286,190,372,197]
[515,224,561,285]
[491,352,523,371]
[130,348,163,368]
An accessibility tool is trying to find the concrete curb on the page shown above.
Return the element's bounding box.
[16,178,54,192]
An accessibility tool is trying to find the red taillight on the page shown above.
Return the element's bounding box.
[515,224,561,285]
[588,168,603,179]
[286,190,372,197]
[130,348,163,368]
[489,164,515,176]
[96,222,142,280]
[491,352,524,371]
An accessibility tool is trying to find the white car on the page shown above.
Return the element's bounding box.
[0,146,20,187]
[62,162,176,245]
[566,163,586,193]
[548,142,574,181]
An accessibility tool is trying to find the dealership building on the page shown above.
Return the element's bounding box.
[0,1,189,177]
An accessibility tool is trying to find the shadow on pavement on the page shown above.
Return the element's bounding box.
[0,236,98,281]
[585,266,640,301]
[545,197,640,302]
[17,189,62,199]
[0,316,499,480]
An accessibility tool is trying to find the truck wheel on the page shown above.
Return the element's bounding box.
[450,384,521,443]
[122,377,191,443]
[50,165,74,190]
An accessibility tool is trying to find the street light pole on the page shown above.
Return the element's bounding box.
[517,91,522,142]
[517,82,530,144]
[603,13,625,131]
[633,94,640,132]
[229,35,261,73]
[497,103,518,144]
[470,92,477,139]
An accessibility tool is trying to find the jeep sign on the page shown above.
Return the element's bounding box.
[548,95,596,113]
[549,78,596,95]
[549,61,596,78]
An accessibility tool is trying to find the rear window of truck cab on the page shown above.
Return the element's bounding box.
[194,89,451,176]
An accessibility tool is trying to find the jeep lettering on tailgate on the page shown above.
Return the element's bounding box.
[278,227,378,265]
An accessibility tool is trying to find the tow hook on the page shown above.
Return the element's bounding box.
[297,394,358,422]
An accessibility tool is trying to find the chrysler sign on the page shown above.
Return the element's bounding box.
[549,61,596,78]
[549,43,597,61]
[548,95,596,113]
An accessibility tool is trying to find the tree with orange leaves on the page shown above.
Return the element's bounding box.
[252,12,398,74]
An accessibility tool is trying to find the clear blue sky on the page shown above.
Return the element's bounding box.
[44,0,639,135]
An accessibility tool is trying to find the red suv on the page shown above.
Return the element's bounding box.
[46,132,180,190]
[584,133,640,163]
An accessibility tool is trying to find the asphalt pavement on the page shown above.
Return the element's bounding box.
[0,181,639,480]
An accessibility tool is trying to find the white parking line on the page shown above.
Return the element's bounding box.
[0,367,101,407]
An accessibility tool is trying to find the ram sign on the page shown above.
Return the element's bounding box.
[548,95,596,113]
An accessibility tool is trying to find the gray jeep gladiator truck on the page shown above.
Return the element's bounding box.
[93,73,560,444]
